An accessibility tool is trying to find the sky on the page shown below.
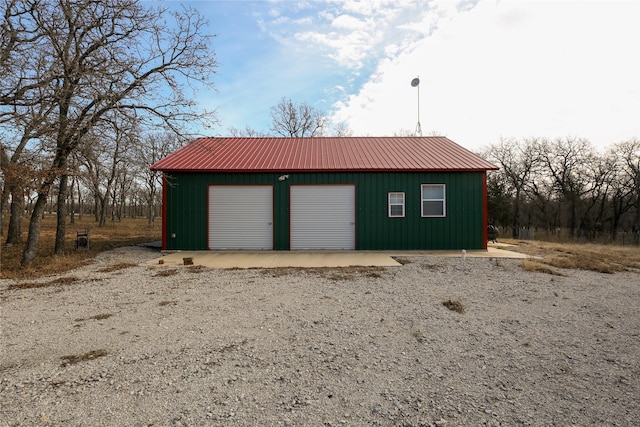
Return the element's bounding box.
[163,0,639,152]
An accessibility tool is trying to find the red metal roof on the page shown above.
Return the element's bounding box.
[150,136,498,172]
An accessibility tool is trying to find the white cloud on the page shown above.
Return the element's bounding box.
[268,0,428,69]
[331,14,367,30]
[331,0,640,151]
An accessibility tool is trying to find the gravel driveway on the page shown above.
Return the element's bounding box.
[1,246,638,426]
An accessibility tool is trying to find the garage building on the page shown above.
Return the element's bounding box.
[150,136,498,251]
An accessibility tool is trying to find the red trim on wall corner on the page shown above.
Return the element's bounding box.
[161,173,168,251]
[482,171,488,250]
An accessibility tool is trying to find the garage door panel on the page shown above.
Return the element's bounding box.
[291,185,355,250]
[208,185,273,250]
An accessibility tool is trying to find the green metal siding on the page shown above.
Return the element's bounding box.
[163,171,486,250]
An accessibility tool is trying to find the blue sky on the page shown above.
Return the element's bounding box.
[162,0,639,152]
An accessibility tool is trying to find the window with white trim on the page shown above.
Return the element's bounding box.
[388,192,405,217]
[421,184,446,217]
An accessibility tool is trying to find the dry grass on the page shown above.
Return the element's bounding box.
[504,239,640,274]
[1,215,160,279]
[521,260,565,276]
[7,276,79,290]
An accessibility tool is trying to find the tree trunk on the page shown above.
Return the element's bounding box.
[54,174,69,254]
[69,176,75,225]
[77,179,83,220]
[6,186,25,245]
[21,193,49,267]
[97,193,108,227]
[512,188,521,239]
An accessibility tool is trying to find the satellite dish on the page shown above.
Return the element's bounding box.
[411,77,420,87]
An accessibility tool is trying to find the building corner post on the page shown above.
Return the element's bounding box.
[482,171,488,250]
[161,173,168,251]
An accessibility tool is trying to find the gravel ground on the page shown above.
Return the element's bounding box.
[1,246,638,426]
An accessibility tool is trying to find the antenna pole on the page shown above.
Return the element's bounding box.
[415,81,422,136]
[411,76,422,136]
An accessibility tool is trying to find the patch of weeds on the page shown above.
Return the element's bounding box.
[60,349,108,367]
[7,276,79,290]
[521,260,565,276]
[393,257,412,265]
[154,269,178,277]
[412,330,426,343]
[98,262,137,273]
[442,299,465,314]
[158,300,177,306]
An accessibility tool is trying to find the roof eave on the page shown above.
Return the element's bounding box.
[150,167,499,173]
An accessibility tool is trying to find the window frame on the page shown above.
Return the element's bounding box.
[421,184,446,217]
[388,192,405,218]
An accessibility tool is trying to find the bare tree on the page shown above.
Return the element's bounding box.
[610,139,640,234]
[537,137,596,237]
[486,138,540,238]
[133,132,183,228]
[227,125,267,137]
[78,118,134,227]
[269,97,326,137]
[1,0,218,266]
[332,121,352,137]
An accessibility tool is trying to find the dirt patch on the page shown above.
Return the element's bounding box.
[154,269,178,277]
[442,299,465,314]
[6,276,79,290]
[262,266,386,280]
[60,349,109,367]
[97,262,137,273]
[158,300,177,306]
[75,313,113,322]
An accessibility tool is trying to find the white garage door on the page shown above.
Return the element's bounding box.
[208,185,273,250]
[290,185,355,250]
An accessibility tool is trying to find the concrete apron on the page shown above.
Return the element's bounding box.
[146,245,528,269]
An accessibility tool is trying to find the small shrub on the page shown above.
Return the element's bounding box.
[521,260,565,276]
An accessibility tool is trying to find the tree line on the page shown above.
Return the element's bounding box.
[2,1,638,270]
[482,137,640,243]
[0,0,217,266]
